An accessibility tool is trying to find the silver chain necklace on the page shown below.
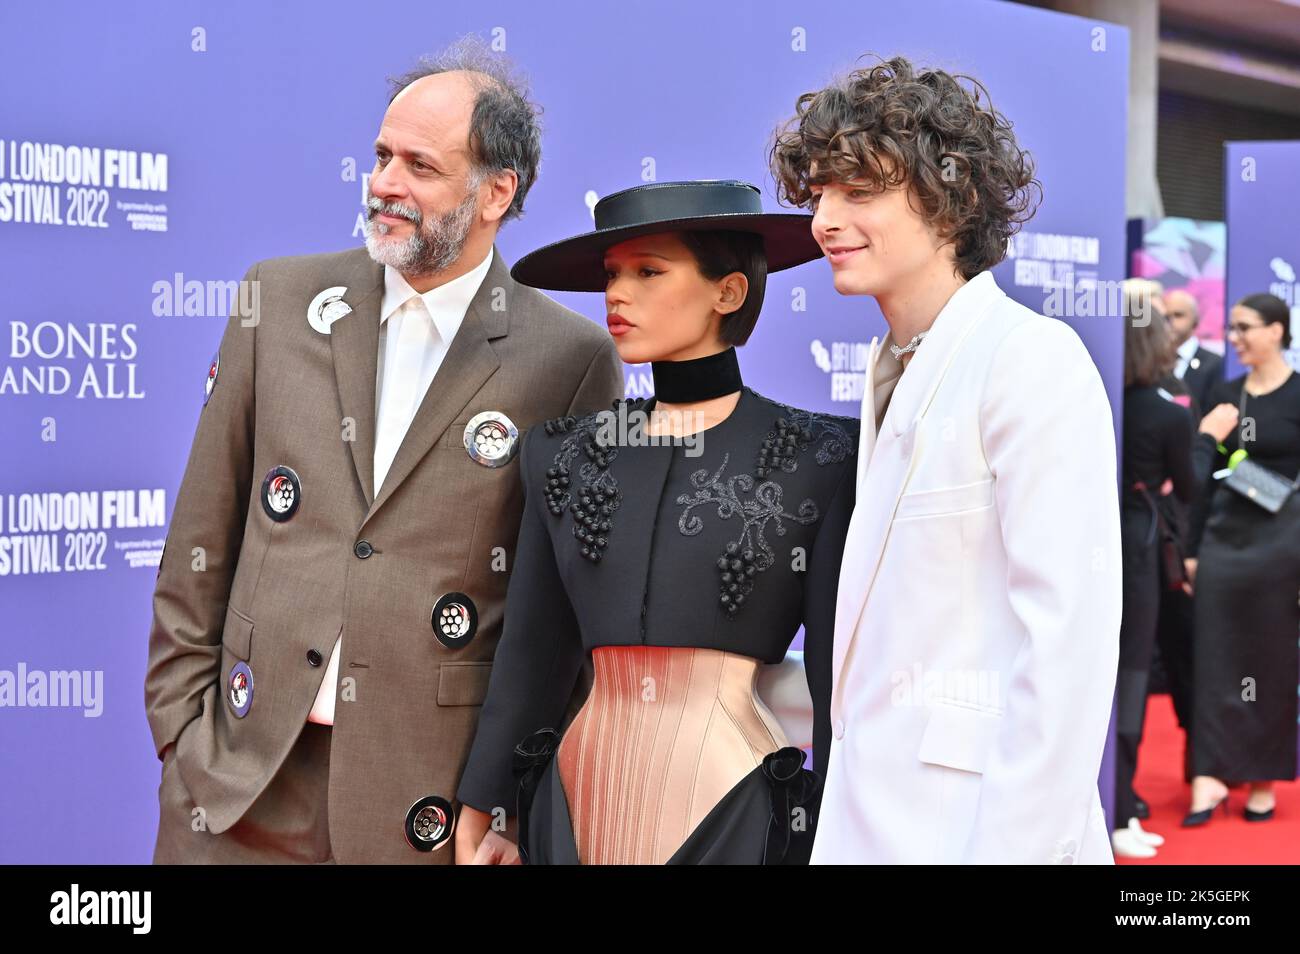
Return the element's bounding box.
[889,330,928,360]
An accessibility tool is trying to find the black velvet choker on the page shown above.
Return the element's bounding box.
[651,347,743,403]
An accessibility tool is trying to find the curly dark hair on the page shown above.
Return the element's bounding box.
[769,55,1041,279]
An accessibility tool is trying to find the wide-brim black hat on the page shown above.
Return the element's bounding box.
[511,179,822,292]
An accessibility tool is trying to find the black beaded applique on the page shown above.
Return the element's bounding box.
[677,452,821,617]
[679,397,857,618]
[541,399,637,564]
[753,398,856,478]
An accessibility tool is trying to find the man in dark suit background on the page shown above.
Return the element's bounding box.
[1151,287,1223,792]
[1166,288,1224,419]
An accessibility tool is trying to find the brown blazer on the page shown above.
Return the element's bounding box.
[144,244,622,863]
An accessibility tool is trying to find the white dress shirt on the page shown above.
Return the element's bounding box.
[1173,334,1199,379]
[307,247,494,726]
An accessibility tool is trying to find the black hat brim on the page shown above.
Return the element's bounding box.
[510,212,823,292]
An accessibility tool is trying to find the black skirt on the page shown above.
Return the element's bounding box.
[511,728,821,865]
[1191,489,1300,780]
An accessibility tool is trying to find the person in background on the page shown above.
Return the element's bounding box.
[1111,282,1234,858]
[1166,288,1225,420]
[1152,287,1223,776]
[1184,292,1300,826]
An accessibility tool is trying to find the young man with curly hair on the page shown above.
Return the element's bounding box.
[771,56,1122,864]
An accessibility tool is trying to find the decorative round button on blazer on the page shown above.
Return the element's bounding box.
[260,465,302,522]
[431,591,478,649]
[228,661,254,718]
[353,540,373,559]
[306,285,351,335]
[306,649,323,667]
[203,350,219,406]
[404,794,456,851]
[463,411,520,468]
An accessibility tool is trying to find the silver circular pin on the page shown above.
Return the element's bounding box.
[261,465,302,522]
[438,603,472,640]
[463,411,519,468]
[431,591,478,649]
[404,794,456,851]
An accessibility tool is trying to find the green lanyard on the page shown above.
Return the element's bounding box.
[1216,388,1250,468]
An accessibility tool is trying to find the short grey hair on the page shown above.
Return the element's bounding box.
[388,36,542,223]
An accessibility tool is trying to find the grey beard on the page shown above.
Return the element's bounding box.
[364,187,479,278]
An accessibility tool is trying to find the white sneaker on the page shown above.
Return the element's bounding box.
[1127,817,1165,847]
[1112,825,1158,858]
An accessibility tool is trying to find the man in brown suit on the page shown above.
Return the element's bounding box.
[145,42,622,864]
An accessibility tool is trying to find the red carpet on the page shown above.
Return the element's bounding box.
[1118,693,1300,864]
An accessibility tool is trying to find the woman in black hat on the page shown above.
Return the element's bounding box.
[453,180,859,864]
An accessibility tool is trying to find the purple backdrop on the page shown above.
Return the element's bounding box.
[0,0,1128,862]
[1223,141,1300,379]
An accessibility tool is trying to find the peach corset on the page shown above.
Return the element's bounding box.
[556,644,789,865]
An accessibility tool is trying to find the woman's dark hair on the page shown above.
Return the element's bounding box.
[678,230,768,346]
[1236,292,1292,350]
[769,55,1041,280]
[1123,282,1175,388]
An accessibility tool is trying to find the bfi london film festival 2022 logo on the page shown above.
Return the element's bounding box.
[1,139,173,579]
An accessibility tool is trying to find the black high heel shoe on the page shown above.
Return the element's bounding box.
[1181,794,1229,827]
[1243,803,1275,822]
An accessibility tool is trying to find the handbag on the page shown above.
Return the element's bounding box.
[1134,483,1189,591]
[1220,388,1299,515]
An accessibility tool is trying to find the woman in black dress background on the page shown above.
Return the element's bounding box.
[1185,292,1300,825]
[1112,285,1235,856]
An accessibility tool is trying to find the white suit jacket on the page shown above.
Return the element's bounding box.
[811,271,1121,865]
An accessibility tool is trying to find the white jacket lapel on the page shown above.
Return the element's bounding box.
[832,274,1003,695]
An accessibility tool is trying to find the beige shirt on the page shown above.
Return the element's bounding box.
[873,341,906,434]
